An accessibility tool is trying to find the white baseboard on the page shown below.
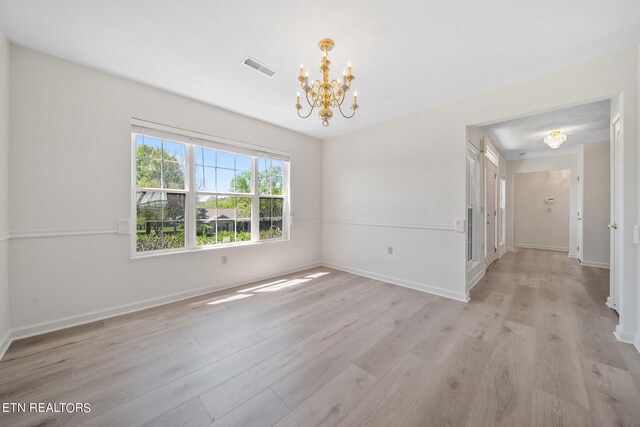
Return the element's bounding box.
[498,248,507,259]
[614,324,636,345]
[514,243,569,252]
[322,261,469,303]
[581,260,610,269]
[9,261,322,343]
[466,268,485,294]
[568,252,577,259]
[0,329,12,361]
[606,296,618,311]
[506,247,516,252]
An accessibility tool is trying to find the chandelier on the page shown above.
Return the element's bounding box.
[543,130,567,149]
[295,38,358,127]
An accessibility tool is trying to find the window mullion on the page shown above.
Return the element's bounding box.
[186,143,196,249]
[251,157,259,242]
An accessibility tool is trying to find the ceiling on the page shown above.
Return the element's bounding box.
[0,1,639,140]
[480,99,611,160]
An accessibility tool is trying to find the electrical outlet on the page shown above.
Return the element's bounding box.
[387,246,393,255]
[221,256,228,265]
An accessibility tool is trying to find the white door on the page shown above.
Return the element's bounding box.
[485,160,498,267]
[608,117,622,312]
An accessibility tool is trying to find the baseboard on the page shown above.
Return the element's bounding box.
[636,335,640,353]
[506,247,516,252]
[514,243,569,252]
[0,329,12,361]
[606,296,618,311]
[9,261,322,342]
[322,261,469,303]
[568,252,577,259]
[498,248,507,259]
[466,268,485,294]
[580,260,610,269]
[614,324,636,345]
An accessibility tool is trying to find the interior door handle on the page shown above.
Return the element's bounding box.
[608,223,618,230]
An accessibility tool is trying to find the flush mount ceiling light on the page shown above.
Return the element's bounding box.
[543,130,567,149]
[295,38,358,127]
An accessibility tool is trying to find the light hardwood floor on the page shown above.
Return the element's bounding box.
[1,249,640,426]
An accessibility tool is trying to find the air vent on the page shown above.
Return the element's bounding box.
[242,56,277,78]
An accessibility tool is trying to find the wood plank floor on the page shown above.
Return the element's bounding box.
[1,248,640,426]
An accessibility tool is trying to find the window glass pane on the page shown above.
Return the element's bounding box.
[136,136,185,190]
[236,154,252,171]
[259,197,283,240]
[269,160,283,196]
[196,195,217,246]
[235,196,252,242]
[257,157,284,196]
[216,168,235,193]
[195,146,216,167]
[161,140,185,190]
[258,158,270,195]
[233,170,252,194]
[136,191,185,252]
[136,137,162,188]
[196,165,216,192]
[217,150,235,169]
[217,196,235,243]
[142,135,162,152]
[162,140,185,163]
[162,160,185,189]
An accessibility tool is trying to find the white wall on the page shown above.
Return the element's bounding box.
[322,46,638,335]
[0,24,10,355]
[506,155,579,256]
[514,170,571,251]
[582,141,610,267]
[8,46,322,335]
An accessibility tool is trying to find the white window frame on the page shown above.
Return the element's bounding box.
[131,121,290,258]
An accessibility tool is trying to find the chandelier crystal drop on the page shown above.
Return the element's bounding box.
[543,130,567,149]
[295,38,358,127]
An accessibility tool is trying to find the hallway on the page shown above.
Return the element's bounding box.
[471,248,640,426]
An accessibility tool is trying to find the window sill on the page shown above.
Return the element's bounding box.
[130,237,290,260]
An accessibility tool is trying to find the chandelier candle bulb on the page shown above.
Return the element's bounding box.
[295,38,360,126]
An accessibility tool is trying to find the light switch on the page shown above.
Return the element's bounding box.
[455,219,465,233]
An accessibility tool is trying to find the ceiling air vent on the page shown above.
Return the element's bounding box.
[242,56,277,78]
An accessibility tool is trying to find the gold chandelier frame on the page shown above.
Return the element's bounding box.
[295,38,358,127]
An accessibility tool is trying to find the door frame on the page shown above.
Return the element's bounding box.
[484,149,498,268]
[608,114,622,312]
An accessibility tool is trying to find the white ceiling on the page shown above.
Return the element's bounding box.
[480,99,610,160]
[0,1,639,140]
